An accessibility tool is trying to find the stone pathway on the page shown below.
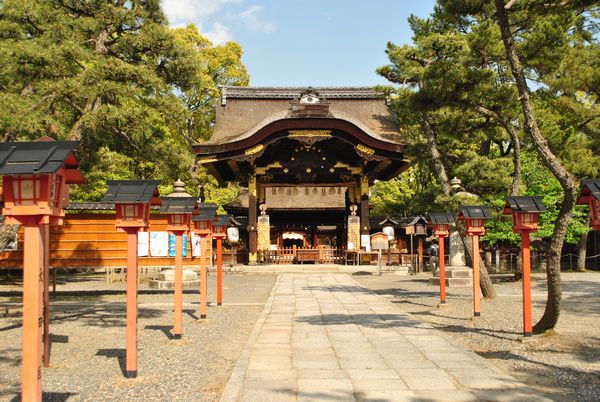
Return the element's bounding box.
[221,274,551,402]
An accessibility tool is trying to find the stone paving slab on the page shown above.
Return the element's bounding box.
[220,274,552,401]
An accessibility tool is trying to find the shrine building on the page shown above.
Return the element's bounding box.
[193,86,409,264]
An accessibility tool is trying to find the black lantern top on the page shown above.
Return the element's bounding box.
[214,215,232,228]
[577,179,600,204]
[102,180,161,205]
[192,202,218,222]
[459,206,491,220]
[0,140,83,183]
[428,212,455,225]
[504,196,546,214]
[158,197,197,215]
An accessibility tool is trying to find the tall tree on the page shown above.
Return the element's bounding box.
[434,0,599,332]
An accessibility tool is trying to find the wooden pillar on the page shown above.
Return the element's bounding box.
[248,175,258,265]
[472,235,481,317]
[200,235,208,318]
[521,232,532,336]
[359,175,370,237]
[418,237,424,273]
[125,228,139,378]
[216,237,223,306]
[21,218,44,402]
[439,236,447,304]
[173,231,183,339]
[42,223,50,368]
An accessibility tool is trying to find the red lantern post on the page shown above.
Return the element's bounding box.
[577,179,600,231]
[212,215,232,306]
[192,203,218,318]
[159,196,197,339]
[428,213,454,305]
[102,180,161,378]
[458,206,491,317]
[504,196,546,337]
[0,141,83,402]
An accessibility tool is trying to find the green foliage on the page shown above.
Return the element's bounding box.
[374,0,599,250]
[0,2,248,209]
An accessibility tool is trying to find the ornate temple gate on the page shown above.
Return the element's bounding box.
[193,87,408,265]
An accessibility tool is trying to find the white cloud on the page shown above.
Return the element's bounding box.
[238,5,276,33]
[162,0,242,26]
[204,22,234,45]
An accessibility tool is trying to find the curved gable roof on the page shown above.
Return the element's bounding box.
[196,86,404,152]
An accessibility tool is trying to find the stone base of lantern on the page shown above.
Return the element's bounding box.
[429,266,473,287]
[148,269,200,289]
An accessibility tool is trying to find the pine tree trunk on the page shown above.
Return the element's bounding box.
[577,213,590,271]
[495,0,579,333]
[421,111,451,196]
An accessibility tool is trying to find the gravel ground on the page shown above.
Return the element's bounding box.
[0,272,277,401]
[354,271,600,402]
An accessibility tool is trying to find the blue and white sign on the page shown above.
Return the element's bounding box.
[168,233,188,257]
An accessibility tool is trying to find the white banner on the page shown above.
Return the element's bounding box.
[137,231,149,257]
[150,232,169,257]
[191,232,202,257]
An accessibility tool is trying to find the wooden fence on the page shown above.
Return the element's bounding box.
[0,213,213,270]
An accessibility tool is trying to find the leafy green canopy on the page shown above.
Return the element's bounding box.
[374,0,599,246]
[0,1,248,204]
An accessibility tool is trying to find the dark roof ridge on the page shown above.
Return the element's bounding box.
[220,85,385,100]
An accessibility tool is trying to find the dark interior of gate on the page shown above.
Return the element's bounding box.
[193,86,410,265]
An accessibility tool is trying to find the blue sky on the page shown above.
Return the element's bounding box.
[162,0,437,87]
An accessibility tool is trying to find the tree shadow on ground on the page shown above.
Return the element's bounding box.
[48,305,165,328]
[295,313,425,329]
[5,391,78,402]
[96,348,126,376]
[0,348,20,367]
